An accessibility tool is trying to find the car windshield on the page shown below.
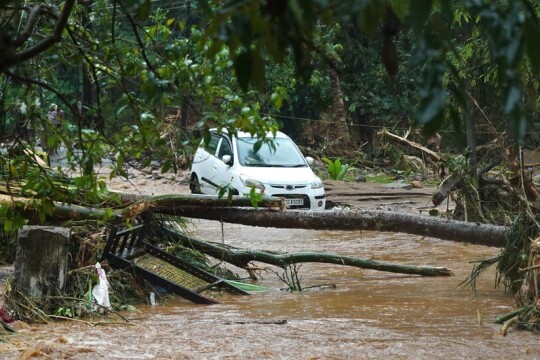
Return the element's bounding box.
[236,137,307,167]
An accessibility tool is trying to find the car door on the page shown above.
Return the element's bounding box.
[193,132,221,194]
[212,135,235,194]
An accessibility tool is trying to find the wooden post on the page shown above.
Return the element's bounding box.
[14,226,70,304]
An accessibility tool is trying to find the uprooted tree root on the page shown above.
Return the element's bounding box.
[455,144,540,333]
[463,206,540,333]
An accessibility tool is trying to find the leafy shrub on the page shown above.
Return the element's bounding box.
[322,157,349,180]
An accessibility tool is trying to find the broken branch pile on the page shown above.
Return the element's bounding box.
[154,226,453,277]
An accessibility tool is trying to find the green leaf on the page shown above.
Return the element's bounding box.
[334,158,342,172]
[119,305,137,312]
[218,186,228,199]
[161,159,172,173]
[248,187,263,208]
[83,157,94,176]
[270,92,283,109]
[253,140,262,153]
[322,157,348,180]
[142,158,152,167]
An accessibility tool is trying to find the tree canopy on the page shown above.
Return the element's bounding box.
[0,0,539,229]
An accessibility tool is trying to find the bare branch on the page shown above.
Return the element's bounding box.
[10,0,76,67]
[12,5,45,48]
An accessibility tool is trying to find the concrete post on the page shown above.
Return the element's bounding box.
[14,226,70,303]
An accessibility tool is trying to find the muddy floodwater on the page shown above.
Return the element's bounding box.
[1,219,540,359]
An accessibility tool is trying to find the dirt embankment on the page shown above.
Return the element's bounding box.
[324,180,441,213]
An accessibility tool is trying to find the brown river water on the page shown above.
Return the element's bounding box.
[1,219,539,359]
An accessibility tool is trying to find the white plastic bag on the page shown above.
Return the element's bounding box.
[92,262,111,311]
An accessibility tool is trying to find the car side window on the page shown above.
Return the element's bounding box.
[205,133,221,155]
[217,137,233,159]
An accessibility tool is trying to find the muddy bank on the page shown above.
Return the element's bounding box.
[323,180,442,213]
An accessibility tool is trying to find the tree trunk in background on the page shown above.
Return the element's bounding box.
[328,65,354,153]
[466,96,477,180]
[14,226,70,310]
[81,1,94,128]
[180,96,189,129]
[179,1,192,131]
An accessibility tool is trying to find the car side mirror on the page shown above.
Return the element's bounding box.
[222,154,232,165]
[305,156,314,166]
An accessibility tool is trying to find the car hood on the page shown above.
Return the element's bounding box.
[237,166,318,185]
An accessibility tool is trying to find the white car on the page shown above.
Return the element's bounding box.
[190,129,326,210]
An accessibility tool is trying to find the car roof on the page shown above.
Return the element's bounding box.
[209,128,289,139]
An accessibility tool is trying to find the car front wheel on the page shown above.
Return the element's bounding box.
[190,174,201,194]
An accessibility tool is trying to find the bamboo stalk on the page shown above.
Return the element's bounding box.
[501,316,519,336]
[493,305,531,324]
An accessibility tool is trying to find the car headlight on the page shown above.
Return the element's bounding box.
[239,174,266,191]
[311,178,323,189]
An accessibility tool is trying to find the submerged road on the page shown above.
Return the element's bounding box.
[0,219,538,359]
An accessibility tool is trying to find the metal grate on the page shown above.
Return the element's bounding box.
[135,254,209,292]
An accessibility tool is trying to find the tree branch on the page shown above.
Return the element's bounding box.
[5,71,75,114]
[160,228,453,277]
[13,5,45,48]
[118,0,159,77]
[11,0,76,66]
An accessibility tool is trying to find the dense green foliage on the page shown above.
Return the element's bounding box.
[0,0,538,230]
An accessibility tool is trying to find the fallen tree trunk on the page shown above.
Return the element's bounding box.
[0,194,113,221]
[3,193,509,247]
[158,207,510,247]
[111,192,285,209]
[0,194,285,221]
[121,194,284,218]
[157,228,453,277]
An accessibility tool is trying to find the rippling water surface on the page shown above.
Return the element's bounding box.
[1,220,539,359]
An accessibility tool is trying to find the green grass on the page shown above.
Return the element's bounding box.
[365,174,394,184]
